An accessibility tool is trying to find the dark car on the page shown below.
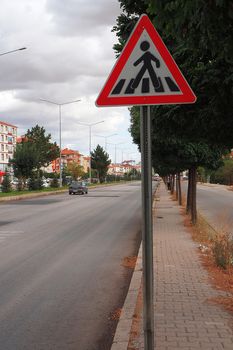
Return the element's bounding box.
[69,181,88,195]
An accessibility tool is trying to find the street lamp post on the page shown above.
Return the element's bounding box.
[94,133,117,151]
[40,98,81,187]
[0,47,27,57]
[127,151,138,162]
[76,121,104,183]
[0,47,27,178]
[107,142,126,181]
[106,142,126,164]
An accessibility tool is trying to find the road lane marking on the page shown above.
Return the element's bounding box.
[0,230,24,243]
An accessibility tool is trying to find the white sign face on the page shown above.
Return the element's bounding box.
[110,30,182,98]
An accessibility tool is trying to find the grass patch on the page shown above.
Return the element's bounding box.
[0,187,67,197]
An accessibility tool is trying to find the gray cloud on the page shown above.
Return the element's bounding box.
[0,0,140,163]
[46,0,121,36]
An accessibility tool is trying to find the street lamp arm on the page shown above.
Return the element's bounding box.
[40,98,81,106]
[59,99,81,105]
[92,120,104,126]
[40,98,59,105]
[95,133,117,138]
[76,120,104,127]
[0,47,27,57]
[76,121,89,127]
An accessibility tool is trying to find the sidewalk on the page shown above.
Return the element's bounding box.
[111,182,233,350]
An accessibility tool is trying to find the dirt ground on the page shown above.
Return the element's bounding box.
[183,209,233,313]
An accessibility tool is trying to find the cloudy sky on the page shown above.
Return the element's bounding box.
[0,0,140,163]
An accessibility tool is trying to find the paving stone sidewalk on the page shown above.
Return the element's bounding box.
[112,182,233,350]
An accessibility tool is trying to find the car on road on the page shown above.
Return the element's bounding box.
[69,181,88,195]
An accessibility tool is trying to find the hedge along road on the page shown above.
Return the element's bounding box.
[0,182,143,350]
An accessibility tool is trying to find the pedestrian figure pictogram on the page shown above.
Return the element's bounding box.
[132,41,160,90]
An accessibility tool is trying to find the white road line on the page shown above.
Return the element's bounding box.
[0,230,24,243]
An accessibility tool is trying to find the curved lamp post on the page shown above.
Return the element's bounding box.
[76,121,104,183]
[94,133,117,152]
[40,98,81,187]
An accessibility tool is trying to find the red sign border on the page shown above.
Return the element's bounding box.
[96,14,196,107]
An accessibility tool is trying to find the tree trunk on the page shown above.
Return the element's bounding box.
[190,167,197,225]
[167,175,170,191]
[177,173,182,205]
[170,174,175,194]
[175,173,179,201]
[186,169,191,214]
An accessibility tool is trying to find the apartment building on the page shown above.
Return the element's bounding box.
[0,121,17,179]
[108,161,141,176]
[51,148,90,174]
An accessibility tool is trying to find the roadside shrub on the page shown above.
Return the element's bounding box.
[28,176,43,190]
[36,177,43,190]
[212,233,233,269]
[28,176,37,190]
[1,173,12,192]
[17,179,24,191]
[51,177,59,188]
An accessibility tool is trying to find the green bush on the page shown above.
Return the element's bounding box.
[1,173,12,193]
[28,176,37,190]
[28,176,43,190]
[36,177,43,190]
[17,179,24,191]
[51,177,59,188]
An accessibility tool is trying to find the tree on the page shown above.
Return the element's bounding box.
[25,125,59,174]
[209,159,233,185]
[1,172,12,193]
[67,162,85,180]
[11,142,40,189]
[91,145,111,183]
[51,176,59,188]
[113,0,233,224]
[27,175,43,191]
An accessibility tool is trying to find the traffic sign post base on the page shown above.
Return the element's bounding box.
[140,105,154,350]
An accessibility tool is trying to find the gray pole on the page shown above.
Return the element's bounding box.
[39,98,81,187]
[89,125,92,183]
[115,144,117,181]
[75,121,104,184]
[140,105,154,349]
[0,47,27,56]
[59,105,62,188]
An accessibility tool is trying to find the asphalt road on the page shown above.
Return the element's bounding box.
[196,183,233,232]
[0,182,142,350]
[182,181,233,231]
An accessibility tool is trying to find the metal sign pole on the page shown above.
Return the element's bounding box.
[140,105,154,349]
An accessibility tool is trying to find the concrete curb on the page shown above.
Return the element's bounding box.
[111,245,143,350]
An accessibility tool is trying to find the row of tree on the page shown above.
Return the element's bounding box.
[113,0,233,223]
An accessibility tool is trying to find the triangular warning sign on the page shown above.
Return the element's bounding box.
[96,14,196,107]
